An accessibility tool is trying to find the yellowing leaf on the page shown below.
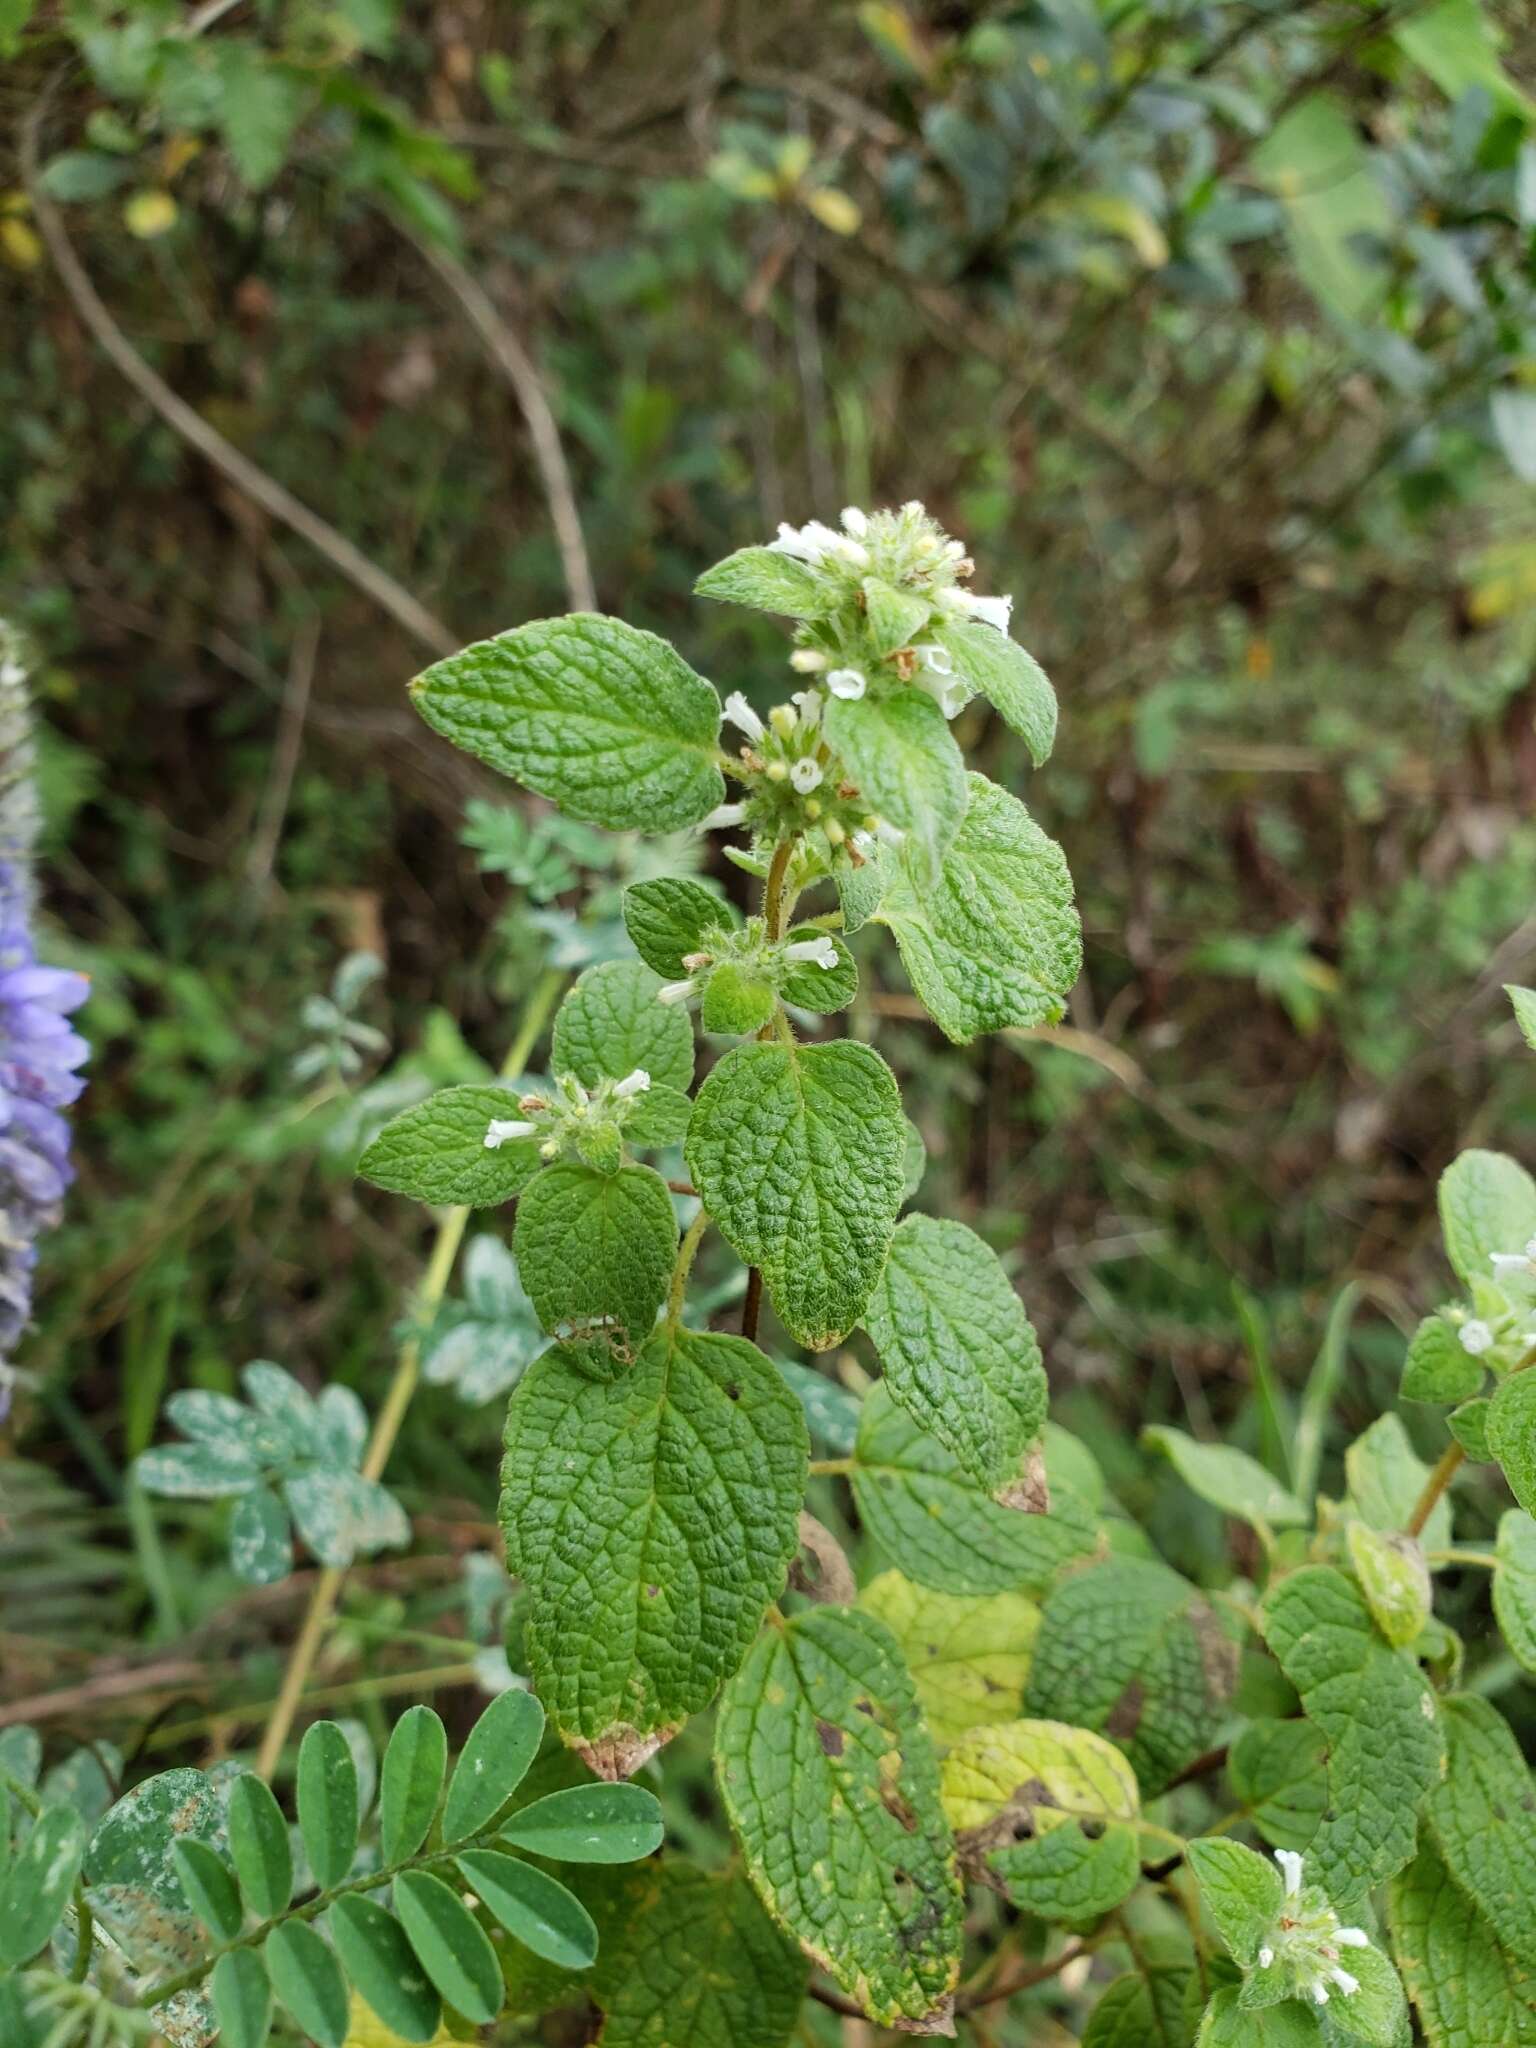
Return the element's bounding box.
[940,1717,1139,1834]
[804,186,862,236]
[1054,191,1169,268]
[124,190,177,238]
[860,1572,1039,1745]
[0,216,41,269]
[344,1992,455,2048]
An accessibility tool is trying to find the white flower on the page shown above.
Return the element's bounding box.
[1335,1929,1369,1950]
[791,688,822,727]
[840,506,869,538]
[1491,1236,1536,1277]
[723,692,765,742]
[1460,1319,1495,1356]
[790,758,823,794]
[1312,1984,1330,2006]
[902,499,926,517]
[613,1068,651,1099]
[943,586,1013,632]
[1275,1850,1304,1899]
[784,935,839,971]
[826,667,866,700]
[657,980,695,1006]
[484,1118,536,1148]
[768,519,844,565]
[1257,1947,1274,1969]
[1329,1968,1360,1997]
[916,642,955,675]
[701,802,745,830]
[918,671,970,720]
[790,648,828,673]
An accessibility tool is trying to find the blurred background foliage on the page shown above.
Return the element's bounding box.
[2,0,1535,1842]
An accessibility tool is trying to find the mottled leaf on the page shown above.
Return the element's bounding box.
[228,1486,293,1585]
[859,1570,1039,1745]
[0,1805,84,1966]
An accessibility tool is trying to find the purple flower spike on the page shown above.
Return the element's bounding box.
[0,627,87,1418]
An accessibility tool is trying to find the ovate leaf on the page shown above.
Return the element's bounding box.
[1494,1510,1536,1673]
[443,1688,544,1843]
[716,1605,964,2030]
[863,1212,1047,1492]
[1438,1149,1536,1291]
[823,686,966,885]
[695,547,835,617]
[328,1893,440,2043]
[393,1868,504,2025]
[1489,1371,1536,1516]
[1228,1719,1329,1852]
[1346,1523,1431,1649]
[264,1921,349,2048]
[1198,1988,1322,2044]
[862,577,933,655]
[1082,1956,1197,2048]
[409,615,724,832]
[229,1487,293,1585]
[686,1039,906,1349]
[550,958,694,1092]
[134,1442,259,1499]
[933,616,1058,765]
[1402,1314,1483,1404]
[1345,1413,1452,1553]
[1186,1837,1284,1968]
[501,1325,806,1772]
[380,1706,447,1865]
[1421,1694,1536,1968]
[358,1085,541,1207]
[513,1162,676,1357]
[1389,1840,1536,2047]
[622,877,734,980]
[1510,985,1536,1053]
[1142,1425,1308,1529]
[878,772,1080,1043]
[859,1570,1039,1745]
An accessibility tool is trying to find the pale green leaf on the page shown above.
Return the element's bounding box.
[1489,1371,1536,1515]
[1422,1694,1536,1969]
[1438,1149,1536,1291]
[328,1893,440,2042]
[1248,94,1391,322]
[513,1161,676,1357]
[380,1706,447,1865]
[700,960,776,1035]
[282,1467,409,1569]
[859,1570,1039,1746]
[824,686,966,886]
[227,1773,293,1920]
[1402,1315,1483,1404]
[357,1084,541,1207]
[878,771,1080,1043]
[1229,1719,1329,1851]
[496,1781,663,1863]
[1198,1989,1322,2045]
[409,615,724,832]
[457,1849,596,1969]
[264,1921,349,2048]
[550,958,694,1092]
[1388,1841,1536,2047]
[1325,1943,1411,2047]
[1143,1425,1308,1528]
[1344,1413,1452,1553]
[1188,1837,1284,1967]
[862,576,933,655]
[1394,0,1532,119]
[228,1486,292,1585]
[716,1605,964,2029]
[1449,1396,1493,1461]
[297,1721,358,1893]
[686,1039,906,1349]
[443,1687,544,1843]
[622,1079,693,1147]
[211,1947,273,2048]
[1346,1523,1430,1649]
[863,1212,1046,1492]
[1494,1510,1536,1673]
[932,616,1058,765]
[500,1325,805,1769]
[1509,985,1536,1053]
[779,925,857,1013]
[86,1767,221,1921]
[393,1868,504,2024]
[695,546,835,617]
[0,1805,85,1966]
[622,877,734,980]
[134,1442,259,1499]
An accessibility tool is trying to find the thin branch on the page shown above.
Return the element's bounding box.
[958,1938,1088,2012]
[19,88,458,660]
[244,615,318,896]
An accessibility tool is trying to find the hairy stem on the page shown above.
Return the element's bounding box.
[255,968,565,1779]
[1405,1440,1465,1540]
[667,1208,711,1326]
[741,834,798,1347]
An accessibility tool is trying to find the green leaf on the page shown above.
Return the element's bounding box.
[328,1893,441,2043]
[863,1213,1046,1491]
[551,958,694,1092]
[1083,1958,1197,2048]
[211,1946,273,2048]
[1394,0,1532,119]
[243,1361,322,1457]
[513,1162,676,1355]
[686,1039,906,1349]
[1248,93,1391,322]
[170,1838,243,1943]
[501,1324,805,1771]
[1329,1945,1411,2048]
[358,1084,542,1207]
[1422,1695,1536,1969]
[1494,1510,1536,1673]
[1188,1837,1285,1968]
[297,1721,359,1892]
[1261,1566,1444,1906]
[1449,1396,1493,1461]
[497,1781,664,1863]
[716,1605,964,2029]
[214,42,308,187]
[1439,1149,1536,1291]
[1346,1523,1431,1649]
[837,845,884,932]
[1402,1314,1483,1404]
[0,1805,85,1966]
[134,1442,259,1499]
[1228,1719,1329,1852]
[859,1570,1039,1746]
[878,771,1080,1043]
[779,926,857,1013]
[851,1381,1098,1595]
[1024,1556,1240,1796]
[227,1773,293,1920]
[457,1849,597,1968]
[39,150,129,200]
[1198,1988,1323,2045]
[862,576,933,655]
[1345,1414,1452,1553]
[622,878,734,980]
[393,1867,504,2025]
[264,1920,349,2048]
[380,1706,447,1865]
[1489,1371,1536,1515]
[1143,1425,1308,1528]
[623,1081,693,1148]
[700,960,777,1035]
[695,546,835,617]
[1509,985,1536,1053]
[824,686,966,886]
[228,1486,292,1585]
[932,617,1058,765]
[1389,1841,1536,2047]
[283,1467,409,1569]
[444,1688,544,1843]
[409,614,724,832]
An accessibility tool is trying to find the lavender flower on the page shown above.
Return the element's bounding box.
[0,628,88,1417]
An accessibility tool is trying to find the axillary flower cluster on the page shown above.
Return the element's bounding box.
[483,1066,655,1175]
[1457,1230,1536,1361]
[1258,1850,1371,2008]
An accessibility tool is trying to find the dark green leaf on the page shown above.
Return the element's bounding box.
[227,1773,293,1920]
[210,1946,273,2048]
[328,1892,441,2042]
[497,1781,663,1863]
[358,1084,542,1208]
[170,1838,243,1943]
[393,1867,505,2023]
[457,1848,598,1968]
[380,1706,447,1865]
[264,1920,350,2048]
[297,1721,359,1891]
[443,1687,545,1843]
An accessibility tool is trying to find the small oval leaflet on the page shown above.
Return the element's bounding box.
[297,1718,360,1891]
[497,1780,664,1863]
[328,1891,441,2043]
[264,1919,350,2048]
[210,1947,273,2048]
[226,1771,293,1921]
[171,1837,244,1944]
[393,1867,506,2024]
[379,1705,448,1866]
[442,1685,545,1843]
[456,1847,599,1969]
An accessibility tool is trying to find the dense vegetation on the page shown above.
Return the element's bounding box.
[2,2,1536,2043]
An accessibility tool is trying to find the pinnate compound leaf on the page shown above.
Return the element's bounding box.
[878,772,1080,1043]
[1024,1556,1240,1797]
[1422,1694,1536,1968]
[496,1781,663,1862]
[824,686,966,886]
[513,1162,676,1356]
[264,1920,350,2048]
[1228,1719,1329,1851]
[1142,1425,1308,1528]
[695,546,835,617]
[859,1570,1039,1746]
[1494,1510,1536,1672]
[409,615,724,832]
[1261,1565,1443,1907]
[1346,1523,1431,1648]
[393,1868,504,2025]
[1187,1837,1284,1967]
[171,1838,243,1943]
[380,1706,447,1865]
[933,616,1058,765]
[501,1325,805,1770]
[211,1947,272,2048]
[851,1381,1097,1596]
[358,1084,541,1207]
[863,1213,1047,1492]
[1438,1148,1536,1290]
[456,1849,596,1969]
[444,1687,544,1843]
[686,1039,906,1349]
[1510,985,1536,1052]
[622,877,734,980]
[227,1772,293,1920]
[298,1720,359,1892]
[550,957,694,1092]
[716,1605,964,2029]
[1489,1371,1536,1515]
[328,1892,440,2043]
[0,1805,84,1965]
[1389,1840,1536,2047]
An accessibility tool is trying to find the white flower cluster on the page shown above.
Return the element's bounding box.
[1258,1851,1370,2007]
[655,923,839,1012]
[1458,1237,1536,1358]
[482,1067,652,1158]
